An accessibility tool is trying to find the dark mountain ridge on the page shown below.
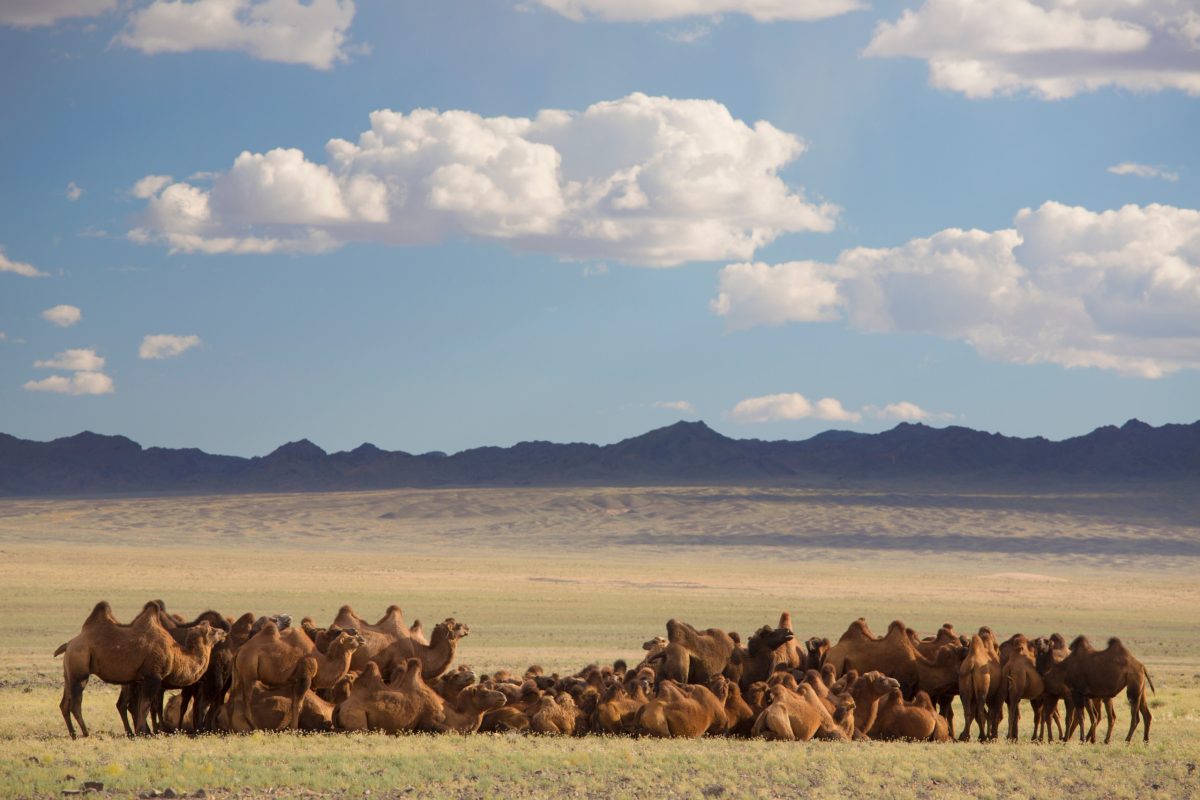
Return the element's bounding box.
[0,418,1197,497]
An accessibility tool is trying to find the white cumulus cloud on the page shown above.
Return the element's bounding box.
[131,174,174,199]
[42,305,83,327]
[865,401,948,421]
[0,0,116,27]
[865,0,1200,99]
[534,0,865,22]
[117,0,358,70]
[1108,162,1180,182]
[35,348,105,371]
[1,248,49,277]
[128,93,837,267]
[139,333,202,359]
[65,181,84,201]
[23,372,114,396]
[712,201,1200,378]
[730,392,862,423]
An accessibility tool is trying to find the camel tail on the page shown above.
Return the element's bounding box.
[1145,668,1156,695]
[53,642,68,657]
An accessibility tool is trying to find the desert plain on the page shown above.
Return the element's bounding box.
[0,485,1198,798]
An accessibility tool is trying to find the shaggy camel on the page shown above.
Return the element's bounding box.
[231,623,363,729]
[332,605,427,671]
[56,602,224,739]
[334,660,446,733]
[1057,636,1155,743]
[872,688,951,741]
[115,619,229,735]
[824,619,924,692]
[735,625,797,690]
[775,612,804,670]
[804,637,831,671]
[751,683,849,742]
[842,671,900,739]
[438,685,508,733]
[659,619,738,685]
[637,680,728,738]
[226,660,317,732]
[1001,636,1046,740]
[530,693,579,735]
[376,619,469,681]
[958,633,1001,741]
[594,681,649,735]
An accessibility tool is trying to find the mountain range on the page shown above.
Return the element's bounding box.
[1,419,1197,497]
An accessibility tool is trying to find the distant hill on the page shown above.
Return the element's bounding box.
[0,419,1197,497]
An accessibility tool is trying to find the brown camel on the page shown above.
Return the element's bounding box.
[839,670,899,738]
[594,681,648,735]
[958,632,1001,741]
[226,659,320,732]
[438,685,508,733]
[376,619,469,681]
[1057,636,1155,743]
[637,680,727,738]
[775,612,804,670]
[529,693,579,735]
[824,619,924,693]
[734,625,797,690]
[751,683,849,742]
[659,619,737,685]
[872,687,951,741]
[333,660,446,733]
[231,623,363,729]
[55,602,223,739]
[1001,636,1046,740]
[115,620,228,735]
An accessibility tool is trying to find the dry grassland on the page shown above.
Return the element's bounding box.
[0,486,1198,798]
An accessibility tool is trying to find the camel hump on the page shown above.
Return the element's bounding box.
[1106,637,1125,651]
[779,612,793,631]
[84,601,114,626]
[1069,635,1091,651]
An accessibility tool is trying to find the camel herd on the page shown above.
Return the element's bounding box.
[54,601,1155,744]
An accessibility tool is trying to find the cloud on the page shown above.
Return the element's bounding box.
[131,174,174,199]
[865,0,1200,99]
[23,371,114,396]
[65,181,84,201]
[117,0,357,70]
[712,201,1200,378]
[582,263,609,277]
[35,348,105,371]
[864,401,954,422]
[652,400,697,413]
[1108,162,1180,182]
[42,305,83,327]
[128,93,838,266]
[139,333,201,359]
[534,0,865,23]
[0,248,49,277]
[730,392,862,423]
[0,0,116,27]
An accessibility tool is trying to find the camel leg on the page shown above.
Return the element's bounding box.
[178,686,194,734]
[958,694,974,742]
[116,684,135,737]
[1051,703,1063,741]
[135,676,161,735]
[61,676,88,739]
[1139,694,1152,743]
[938,696,955,739]
[1007,696,1020,741]
[976,694,989,742]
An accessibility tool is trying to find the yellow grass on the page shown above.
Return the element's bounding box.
[1,487,1198,798]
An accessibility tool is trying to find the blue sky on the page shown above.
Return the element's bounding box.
[1,0,1198,456]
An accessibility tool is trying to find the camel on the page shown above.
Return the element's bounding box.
[837,670,898,738]
[231,623,364,729]
[824,619,924,693]
[912,640,965,738]
[775,612,804,670]
[376,619,469,681]
[805,637,831,671]
[1056,636,1155,743]
[734,625,797,690]
[659,619,738,685]
[958,633,1001,741]
[55,601,224,739]
[333,660,446,733]
[115,619,229,735]
[1001,636,1045,740]
[871,687,951,741]
[332,605,427,670]
[718,677,756,736]
[437,684,507,733]
[226,659,319,732]
[1030,634,1068,740]
[750,683,849,742]
[529,693,578,735]
[637,680,728,738]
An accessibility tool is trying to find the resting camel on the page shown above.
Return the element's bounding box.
[840,671,900,739]
[637,679,728,738]
[751,682,849,742]
[438,685,508,733]
[55,602,225,739]
[225,659,318,732]
[1056,636,1154,743]
[376,619,469,681]
[333,660,446,733]
[529,693,579,735]
[231,623,364,729]
[332,605,426,671]
[659,619,737,685]
[594,681,648,735]
[871,687,951,741]
[958,632,1001,741]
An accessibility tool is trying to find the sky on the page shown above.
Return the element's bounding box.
[1,0,1198,457]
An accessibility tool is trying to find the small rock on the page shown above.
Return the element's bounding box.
[162,790,178,799]
[193,791,207,799]
[401,788,415,795]
[26,756,40,765]
[701,786,726,798]
[83,782,104,792]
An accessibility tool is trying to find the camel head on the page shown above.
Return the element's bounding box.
[749,624,794,654]
[642,636,667,652]
[328,629,366,658]
[436,618,470,642]
[465,686,507,712]
[183,621,227,651]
